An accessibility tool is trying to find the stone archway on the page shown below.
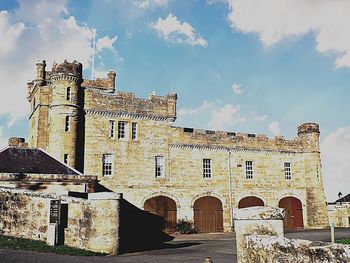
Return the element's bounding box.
[238,196,265,208]
[144,195,177,233]
[278,196,304,229]
[193,196,223,233]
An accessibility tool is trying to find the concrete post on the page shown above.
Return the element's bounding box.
[234,206,285,263]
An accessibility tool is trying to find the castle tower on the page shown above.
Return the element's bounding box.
[48,60,84,172]
[298,123,329,227]
[27,60,51,149]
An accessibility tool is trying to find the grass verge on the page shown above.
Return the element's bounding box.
[0,235,107,256]
[336,238,350,245]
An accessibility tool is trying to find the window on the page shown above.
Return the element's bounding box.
[102,154,113,177]
[132,122,138,140]
[203,159,211,178]
[65,116,70,132]
[284,162,292,180]
[118,121,128,139]
[66,87,71,100]
[63,154,69,164]
[246,161,253,179]
[155,156,165,178]
[109,120,115,138]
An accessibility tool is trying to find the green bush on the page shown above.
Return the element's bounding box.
[176,219,197,234]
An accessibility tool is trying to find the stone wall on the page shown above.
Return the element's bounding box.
[328,204,350,227]
[246,235,350,263]
[0,187,119,254]
[234,207,350,263]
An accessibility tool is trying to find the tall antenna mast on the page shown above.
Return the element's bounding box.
[91,29,96,80]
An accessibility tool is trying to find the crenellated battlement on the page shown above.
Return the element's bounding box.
[82,70,116,93]
[84,88,177,121]
[170,125,318,152]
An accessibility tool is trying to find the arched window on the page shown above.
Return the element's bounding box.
[66,87,71,100]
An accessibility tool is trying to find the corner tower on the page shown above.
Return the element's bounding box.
[48,60,84,172]
[298,123,329,227]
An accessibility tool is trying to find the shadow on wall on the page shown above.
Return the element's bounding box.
[118,199,174,253]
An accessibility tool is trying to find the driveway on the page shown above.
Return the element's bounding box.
[0,229,349,263]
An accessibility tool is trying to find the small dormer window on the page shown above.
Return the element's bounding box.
[66,87,71,100]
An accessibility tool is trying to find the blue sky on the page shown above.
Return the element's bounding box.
[0,0,349,201]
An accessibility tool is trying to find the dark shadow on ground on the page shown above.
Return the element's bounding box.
[118,199,200,253]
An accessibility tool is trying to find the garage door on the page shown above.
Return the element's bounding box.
[144,196,177,233]
[194,196,223,233]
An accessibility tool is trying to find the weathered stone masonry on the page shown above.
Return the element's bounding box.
[27,59,329,232]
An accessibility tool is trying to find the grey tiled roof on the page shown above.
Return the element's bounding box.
[0,147,79,175]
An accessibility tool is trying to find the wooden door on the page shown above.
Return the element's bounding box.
[279,197,303,229]
[144,196,177,233]
[193,196,223,233]
[238,196,264,208]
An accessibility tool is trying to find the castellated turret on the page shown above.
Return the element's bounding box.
[297,123,320,152]
[48,60,84,172]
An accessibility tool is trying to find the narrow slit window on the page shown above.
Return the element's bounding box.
[109,120,115,138]
[132,122,137,140]
[65,116,70,132]
[66,87,71,100]
[63,154,69,164]
[155,156,165,178]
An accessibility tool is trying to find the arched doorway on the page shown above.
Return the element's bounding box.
[144,196,177,233]
[193,196,223,233]
[278,197,304,229]
[238,196,264,208]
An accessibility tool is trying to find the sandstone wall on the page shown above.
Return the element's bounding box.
[328,204,350,227]
[246,235,350,263]
[0,187,119,254]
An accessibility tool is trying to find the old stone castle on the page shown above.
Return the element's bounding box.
[26,59,329,233]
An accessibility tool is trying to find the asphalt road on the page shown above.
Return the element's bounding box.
[0,229,349,263]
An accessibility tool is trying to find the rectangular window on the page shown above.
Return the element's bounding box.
[132,122,138,140]
[203,159,211,178]
[63,154,69,164]
[246,161,253,179]
[65,116,70,132]
[284,162,292,180]
[102,154,113,177]
[118,121,127,139]
[155,156,165,178]
[109,120,115,138]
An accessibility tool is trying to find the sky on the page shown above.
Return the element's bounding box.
[0,0,349,201]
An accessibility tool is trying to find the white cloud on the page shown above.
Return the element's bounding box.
[151,13,208,47]
[178,100,211,116]
[252,110,268,122]
[96,35,118,52]
[232,83,243,95]
[0,0,118,126]
[227,0,350,68]
[268,121,281,136]
[0,126,7,149]
[321,126,350,201]
[207,104,246,130]
[133,0,168,9]
[0,11,25,55]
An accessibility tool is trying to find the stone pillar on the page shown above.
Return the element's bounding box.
[234,206,285,263]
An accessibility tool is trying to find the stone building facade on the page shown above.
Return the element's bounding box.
[27,59,329,232]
